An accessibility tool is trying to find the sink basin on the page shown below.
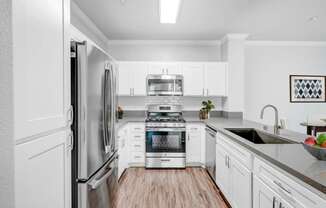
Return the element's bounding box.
[225,128,296,144]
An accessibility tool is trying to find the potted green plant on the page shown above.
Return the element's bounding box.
[199,100,215,120]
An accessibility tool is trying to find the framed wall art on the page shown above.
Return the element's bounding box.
[290,75,326,103]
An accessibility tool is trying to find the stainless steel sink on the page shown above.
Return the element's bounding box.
[225,128,296,144]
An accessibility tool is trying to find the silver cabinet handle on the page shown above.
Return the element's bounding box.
[206,89,209,96]
[161,159,171,162]
[227,156,230,168]
[203,88,205,96]
[134,144,142,147]
[188,135,190,141]
[225,156,228,167]
[273,181,292,195]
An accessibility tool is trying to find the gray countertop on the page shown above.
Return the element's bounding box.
[117,116,326,198]
[205,118,326,198]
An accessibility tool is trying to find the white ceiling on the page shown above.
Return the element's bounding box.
[74,0,326,41]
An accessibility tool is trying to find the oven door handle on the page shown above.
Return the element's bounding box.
[146,128,186,132]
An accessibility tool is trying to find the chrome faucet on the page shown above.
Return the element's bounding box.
[260,104,281,134]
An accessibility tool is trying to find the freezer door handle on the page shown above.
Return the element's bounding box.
[89,167,114,190]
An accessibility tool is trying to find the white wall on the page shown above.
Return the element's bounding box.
[244,42,326,133]
[0,0,14,207]
[108,41,221,62]
[71,1,110,52]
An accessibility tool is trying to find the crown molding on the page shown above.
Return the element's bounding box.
[245,40,326,47]
[108,40,221,46]
[221,34,250,44]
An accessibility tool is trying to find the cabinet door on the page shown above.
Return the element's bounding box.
[186,130,201,164]
[182,63,205,96]
[13,0,70,140]
[118,129,125,179]
[15,131,70,208]
[229,158,252,208]
[253,176,281,208]
[166,63,181,74]
[148,63,180,75]
[132,63,148,96]
[148,63,165,74]
[215,145,230,199]
[118,62,132,95]
[204,62,228,96]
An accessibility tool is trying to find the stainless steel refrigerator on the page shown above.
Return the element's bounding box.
[71,41,118,208]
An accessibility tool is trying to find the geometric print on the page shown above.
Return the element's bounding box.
[294,79,323,99]
[290,75,325,102]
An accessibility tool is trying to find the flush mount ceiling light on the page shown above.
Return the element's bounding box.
[159,0,182,24]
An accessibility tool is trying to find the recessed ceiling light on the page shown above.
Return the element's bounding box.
[308,16,318,22]
[159,0,182,24]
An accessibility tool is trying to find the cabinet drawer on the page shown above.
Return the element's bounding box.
[217,132,252,170]
[254,158,326,208]
[186,124,204,133]
[130,133,145,141]
[130,152,145,163]
[129,124,145,132]
[130,140,145,152]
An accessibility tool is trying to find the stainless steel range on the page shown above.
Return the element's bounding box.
[145,104,186,168]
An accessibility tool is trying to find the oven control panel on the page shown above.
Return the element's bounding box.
[145,122,186,128]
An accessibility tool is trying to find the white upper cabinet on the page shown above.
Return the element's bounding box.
[118,62,148,96]
[118,63,132,95]
[13,0,70,140]
[148,62,181,75]
[117,61,228,97]
[204,62,228,96]
[182,63,205,96]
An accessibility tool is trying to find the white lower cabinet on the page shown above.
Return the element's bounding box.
[254,158,326,208]
[215,133,252,208]
[15,131,71,208]
[118,126,129,179]
[117,122,145,168]
[186,124,204,165]
[253,176,283,208]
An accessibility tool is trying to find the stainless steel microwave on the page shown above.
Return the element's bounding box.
[146,74,183,96]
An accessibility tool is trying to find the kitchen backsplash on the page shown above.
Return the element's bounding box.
[118,96,223,111]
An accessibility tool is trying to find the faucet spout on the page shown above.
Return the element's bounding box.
[260,104,280,134]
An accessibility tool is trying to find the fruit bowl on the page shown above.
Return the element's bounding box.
[302,143,326,160]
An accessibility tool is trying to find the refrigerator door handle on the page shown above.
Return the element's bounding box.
[103,69,112,153]
[109,65,115,153]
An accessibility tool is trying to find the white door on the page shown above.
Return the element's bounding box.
[229,157,252,208]
[132,63,148,96]
[13,0,70,140]
[15,131,71,208]
[204,62,227,96]
[253,176,281,208]
[118,62,132,95]
[215,145,231,199]
[186,128,201,164]
[182,63,205,96]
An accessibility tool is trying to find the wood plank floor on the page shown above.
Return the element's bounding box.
[114,168,229,208]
